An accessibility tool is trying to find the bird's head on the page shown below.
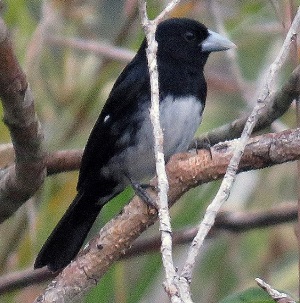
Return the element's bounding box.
[155,18,236,64]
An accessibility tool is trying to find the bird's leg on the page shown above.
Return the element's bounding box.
[194,136,212,159]
[128,178,158,210]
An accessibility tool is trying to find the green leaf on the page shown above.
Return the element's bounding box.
[219,287,274,303]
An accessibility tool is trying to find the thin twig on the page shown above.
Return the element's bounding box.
[45,36,135,63]
[256,278,296,303]
[180,4,300,288]
[138,1,182,301]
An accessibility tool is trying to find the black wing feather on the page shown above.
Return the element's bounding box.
[77,44,150,192]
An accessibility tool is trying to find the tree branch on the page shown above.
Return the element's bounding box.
[33,127,300,303]
[0,202,296,294]
[0,17,46,223]
[45,36,135,63]
[31,63,300,177]
[1,60,299,178]
[0,59,299,222]
[46,149,82,175]
[256,278,296,303]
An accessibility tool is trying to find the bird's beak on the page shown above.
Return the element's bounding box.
[201,30,236,52]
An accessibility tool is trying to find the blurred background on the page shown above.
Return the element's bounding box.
[0,0,299,302]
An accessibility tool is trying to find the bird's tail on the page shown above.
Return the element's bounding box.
[34,192,102,272]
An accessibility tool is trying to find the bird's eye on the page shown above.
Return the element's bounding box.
[183,32,196,42]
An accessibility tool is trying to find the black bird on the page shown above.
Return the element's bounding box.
[35,18,235,272]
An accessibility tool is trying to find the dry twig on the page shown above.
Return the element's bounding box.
[138,0,185,301]
[256,278,296,303]
[179,4,300,293]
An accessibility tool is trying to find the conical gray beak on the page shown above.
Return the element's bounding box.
[202,30,236,52]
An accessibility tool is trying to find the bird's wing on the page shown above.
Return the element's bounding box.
[77,49,150,192]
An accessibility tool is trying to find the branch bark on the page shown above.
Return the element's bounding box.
[256,278,296,303]
[0,17,46,223]
[139,1,183,301]
[139,12,178,303]
[0,202,297,294]
[33,127,300,303]
[22,63,300,177]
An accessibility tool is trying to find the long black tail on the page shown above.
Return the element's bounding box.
[34,192,102,272]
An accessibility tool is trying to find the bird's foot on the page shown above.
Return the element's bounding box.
[130,180,158,210]
[194,136,212,159]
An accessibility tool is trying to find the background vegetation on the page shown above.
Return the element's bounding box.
[0,0,299,302]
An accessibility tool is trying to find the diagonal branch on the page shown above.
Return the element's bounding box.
[0,17,46,222]
[180,6,300,289]
[33,127,300,303]
[0,202,296,294]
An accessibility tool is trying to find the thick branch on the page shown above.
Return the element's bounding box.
[34,128,300,303]
[0,18,46,222]
[0,201,297,294]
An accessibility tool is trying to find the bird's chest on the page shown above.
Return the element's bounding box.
[159,95,203,155]
[121,95,203,181]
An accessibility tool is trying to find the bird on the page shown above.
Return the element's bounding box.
[34,18,235,272]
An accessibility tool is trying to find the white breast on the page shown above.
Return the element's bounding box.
[159,95,203,157]
[124,95,203,180]
[101,95,203,183]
